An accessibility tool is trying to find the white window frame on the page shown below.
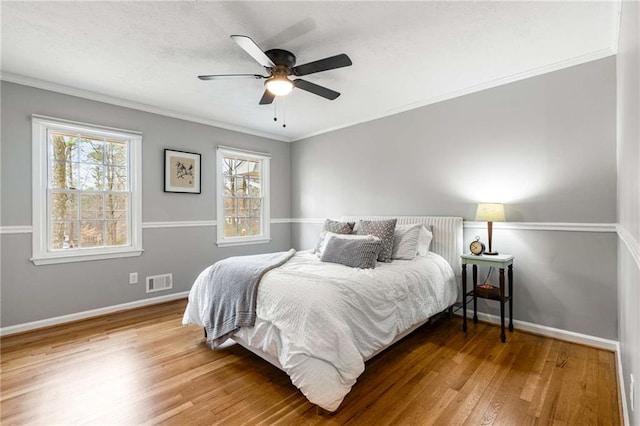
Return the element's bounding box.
[31,115,143,265]
[216,145,270,247]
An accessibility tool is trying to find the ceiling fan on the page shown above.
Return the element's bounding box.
[198,35,352,105]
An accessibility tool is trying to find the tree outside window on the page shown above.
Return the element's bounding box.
[216,147,270,247]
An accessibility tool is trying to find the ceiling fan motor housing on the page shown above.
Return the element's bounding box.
[265,49,297,69]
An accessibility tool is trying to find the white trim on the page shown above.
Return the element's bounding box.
[142,220,216,229]
[31,248,143,265]
[270,218,292,224]
[216,238,272,247]
[216,146,271,247]
[0,291,189,337]
[2,47,615,145]
[458,310,618,351]
[464,221,617,233]
[616,342,631,426]
[216,145,272,158]
[0,226,33,234]
[2,219,291,233]
[32,114,142,136]
[30,115,143,266]
[612,0,623,54]
[295,48,616,141]
[288,217,325,224]
[2,220,622,233]
[1,73,289,142]
[617,224,640,271]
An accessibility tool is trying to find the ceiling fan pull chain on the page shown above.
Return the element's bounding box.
[282,97,287,128]
[273,99,278,122]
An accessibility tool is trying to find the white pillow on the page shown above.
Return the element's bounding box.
[416,225,433,256]
[392,223,423,260]
[317,232,379,257]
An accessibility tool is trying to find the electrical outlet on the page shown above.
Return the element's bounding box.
[129,272,138,285]
[631,373,635,412]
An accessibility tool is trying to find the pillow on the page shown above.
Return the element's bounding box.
[416,225,433,256]
[320,234,382,269]
[392,223,423,260]
[353,219,397,262]
[314,219,355,253]
[317,231,375,257]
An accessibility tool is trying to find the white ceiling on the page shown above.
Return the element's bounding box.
[1,1,620,142]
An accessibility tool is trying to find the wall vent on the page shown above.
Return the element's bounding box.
[146,273,172,293]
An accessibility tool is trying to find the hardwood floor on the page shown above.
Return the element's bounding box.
[1,300,621,425]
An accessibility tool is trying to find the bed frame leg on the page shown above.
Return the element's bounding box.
[204,328,207,338]
[448,306,454,319]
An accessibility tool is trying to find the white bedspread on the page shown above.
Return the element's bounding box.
[182,250,457,411]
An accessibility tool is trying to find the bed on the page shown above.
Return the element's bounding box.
[182,215,463,412]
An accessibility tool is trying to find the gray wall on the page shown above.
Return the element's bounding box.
[616,1,640,424]
[0,81,291,327]
[291,57,618,339]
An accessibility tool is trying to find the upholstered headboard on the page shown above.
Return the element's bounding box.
[340,216,463,282]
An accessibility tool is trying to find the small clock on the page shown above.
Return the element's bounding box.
[470,236,485,255]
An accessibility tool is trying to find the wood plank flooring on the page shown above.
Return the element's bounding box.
[1,300,621,425]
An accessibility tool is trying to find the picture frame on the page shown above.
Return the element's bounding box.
[164,149,201,194]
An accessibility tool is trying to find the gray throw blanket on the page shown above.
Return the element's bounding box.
[205,249,296,345]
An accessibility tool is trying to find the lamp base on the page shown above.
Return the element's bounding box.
[483,251,499,256]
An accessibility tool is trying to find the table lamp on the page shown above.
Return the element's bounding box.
[475,203,505,255]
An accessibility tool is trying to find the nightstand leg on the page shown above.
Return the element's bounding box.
[462,264,467,332]
[499,268,506,343]
[472,265,478,324]
[508,264,514,332]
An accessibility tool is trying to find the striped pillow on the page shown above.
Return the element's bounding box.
[392,223,423,260]
[320,235,382,269]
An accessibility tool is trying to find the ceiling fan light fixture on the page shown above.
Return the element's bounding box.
[265,76,293,96]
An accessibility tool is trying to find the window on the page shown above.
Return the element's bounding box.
[216,146,270,247]
[31,115,142,265]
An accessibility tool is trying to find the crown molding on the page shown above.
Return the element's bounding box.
[2,45,615,146]
[294,47,616,141]
[0,72,292,143]
[611,0,622,54]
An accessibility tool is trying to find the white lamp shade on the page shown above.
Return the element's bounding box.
[265,77,293,96]
[475,203,505,222]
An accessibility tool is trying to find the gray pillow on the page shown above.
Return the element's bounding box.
[354,219,397,262]
[314,219,355,253]
[320,235,382,269]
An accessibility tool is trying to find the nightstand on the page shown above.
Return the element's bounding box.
[461,253,514,342]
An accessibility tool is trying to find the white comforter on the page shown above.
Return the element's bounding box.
[182,250,457,411]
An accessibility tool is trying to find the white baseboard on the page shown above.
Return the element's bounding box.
[457,310,618,351]
[458,308,629,423]
[0,291,189,336]
[616,342,631,426]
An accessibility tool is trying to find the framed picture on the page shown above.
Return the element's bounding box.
[164,149,201,194]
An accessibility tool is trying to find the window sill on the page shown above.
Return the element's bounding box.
[216,238,271,248]
[31,248,144,265]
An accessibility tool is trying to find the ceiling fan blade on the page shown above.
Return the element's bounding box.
[230,35,276,69]
[293,79,340,100]
[198,74,266,80]
[292,54,352,76]
[259,89,275,105]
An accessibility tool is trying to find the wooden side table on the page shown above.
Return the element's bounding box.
[461,253,514,342]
